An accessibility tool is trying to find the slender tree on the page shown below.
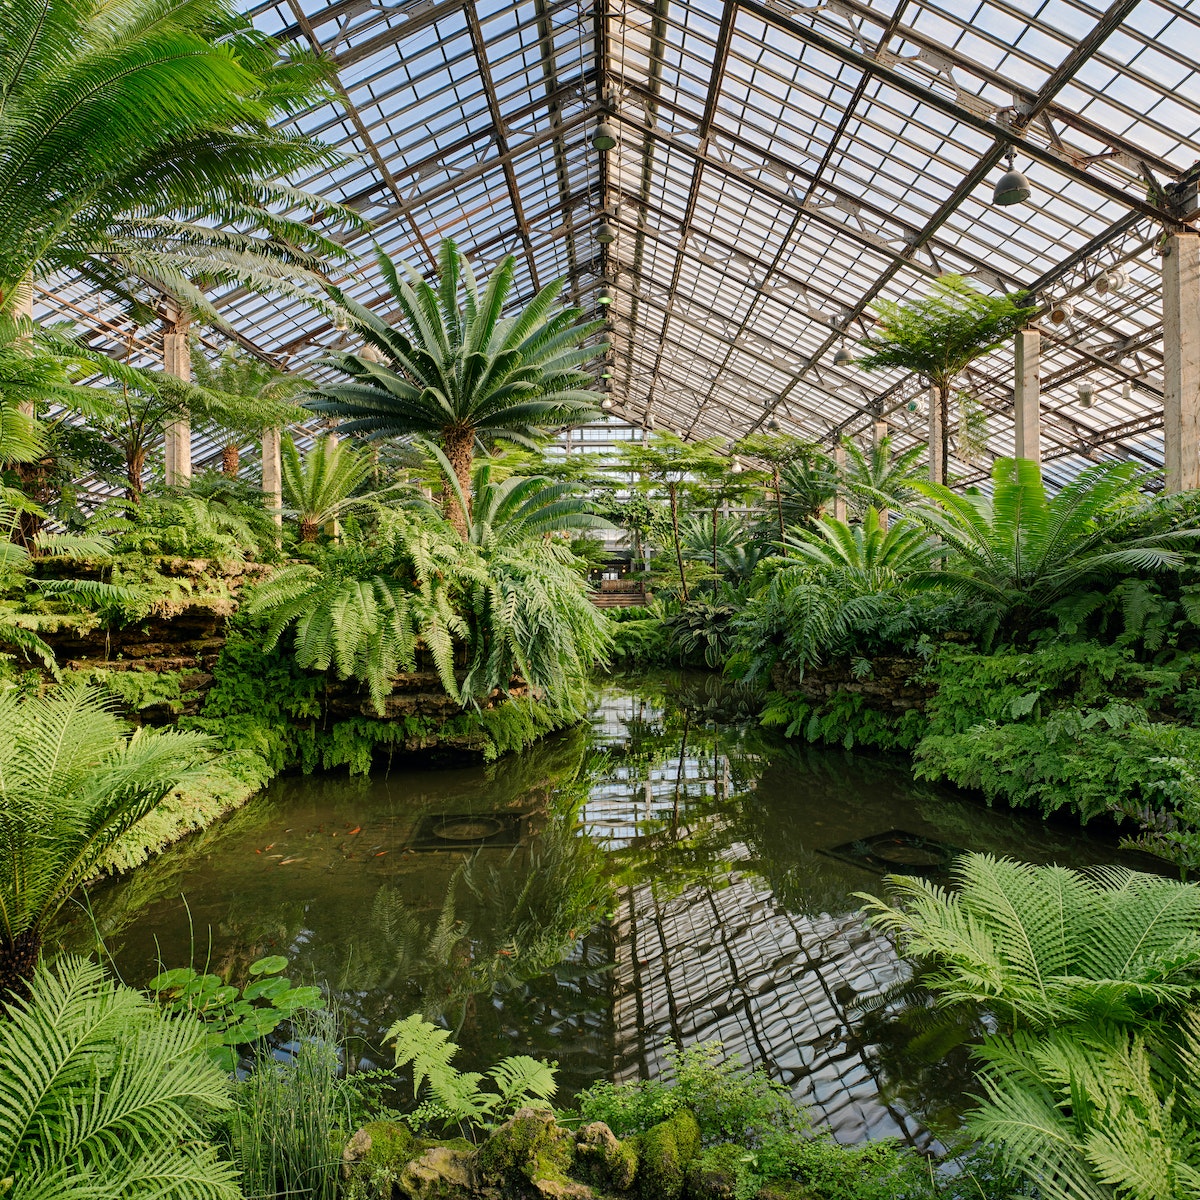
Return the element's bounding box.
[306,240,606,536]
[855,275,1036,484]
[280,434,374,543]
[618,432,724,602]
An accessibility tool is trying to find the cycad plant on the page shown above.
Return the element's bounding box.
[863,855,1200,1200]
[191,345,306,477]
[0,0,354,320]
[856,275,1036,482]
[307,239,606,535]
[281,434,374,542]
[0,957,239,1200]
[908,456,1200,638]
[733,507,934,681]
[838,432,925,519]
[0,686,211,1003]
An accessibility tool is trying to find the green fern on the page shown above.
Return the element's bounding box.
[386,1013,557,1135]
[0,957,238,1200]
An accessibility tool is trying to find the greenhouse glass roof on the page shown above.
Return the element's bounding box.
[40,0,1200,486]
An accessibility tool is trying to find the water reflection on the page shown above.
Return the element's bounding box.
[58,671,1153,1144]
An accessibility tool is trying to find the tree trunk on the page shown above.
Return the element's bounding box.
[125,447,146,505]
[939,382,950,486]
[221,442,239,477]
[711,504,719,578]
[442,426,474,539]
[0,927,41,1010]
[669,481,689,603]
[299,518,318,543]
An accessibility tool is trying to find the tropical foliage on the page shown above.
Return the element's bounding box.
[0,686,211,1002]
[246,457,610,716]
[281,433,375,542]
[856,275,1036,482]
[865,855,1200,1200]
[307,238,605,534]
[0,957,239,1199]
[0,0,355,320]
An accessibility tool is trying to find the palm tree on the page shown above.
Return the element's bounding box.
[0,958,239,1200]
[306,239,606,536]
[907,457,1200,634]
[190,345,306,478]
[783,507,934,592]
[280,434,374,543]
[0,687,211,1003]
[855,276,1036,483]
[0,0,356,321]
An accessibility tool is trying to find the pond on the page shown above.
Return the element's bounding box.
[62,672,1156,1147]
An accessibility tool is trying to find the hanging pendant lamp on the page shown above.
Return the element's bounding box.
[993,150,1032,206]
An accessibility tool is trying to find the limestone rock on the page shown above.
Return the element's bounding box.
[475,1107,577,1196]
[342,1127,373,1179]
[574,1122,636,1191]
[399,1144,475,1199]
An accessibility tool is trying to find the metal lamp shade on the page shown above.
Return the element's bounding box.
[993,166,1032,206]
[592,121,618,151]
[833,344,854,366]
[596,220,617,244]
[597,286,614,305]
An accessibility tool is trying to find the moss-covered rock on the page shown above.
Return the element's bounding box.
[341,1121,420,1199]
[685,1143,743,1200]
[400,1144,476,1199]
[632,1110,701,1200]
[474,1107,580,1197]
[574,1121,637,1192]
[752,1182,819,1200]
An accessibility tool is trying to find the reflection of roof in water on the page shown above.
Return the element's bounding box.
[609,848,925,1146]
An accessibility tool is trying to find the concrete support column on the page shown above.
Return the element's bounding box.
[261,427,283,528]
[872,418,889,530]
[161,308,191,486]
[324,428,340,540]
[927,386,944,484]
[1013,328,1042,465]
[1163,231,1200,493]
[833,445,847,523]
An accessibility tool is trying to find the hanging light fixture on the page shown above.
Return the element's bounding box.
[767,418,780,432]
[596,219,617,244]
[1093,268,1129,297]
[597,285,614,306]
[730,455,744,474]
[1048,300,1074,325]
[333,309,349,332]
[600,365,614,380]
[833,342,854,367]
[592,120,618,151]
[993,150,1033,206]
[1077,380,1096,408]
[601,397,614,410]
[1122,380,1133,402]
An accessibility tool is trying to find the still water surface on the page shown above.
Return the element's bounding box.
[70,673,1153,1145]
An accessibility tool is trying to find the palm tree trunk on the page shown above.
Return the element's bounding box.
[0,928,41,1009]
[221,442,239,477]
[442,426,474,539]
[299,518,318,543]
[125,447,146,505]
[669,481,689,603]
[711,504,719,578]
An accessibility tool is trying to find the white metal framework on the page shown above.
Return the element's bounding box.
[38,0,1200,487]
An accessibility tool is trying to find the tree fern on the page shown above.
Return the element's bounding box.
[0,957,238,1200]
